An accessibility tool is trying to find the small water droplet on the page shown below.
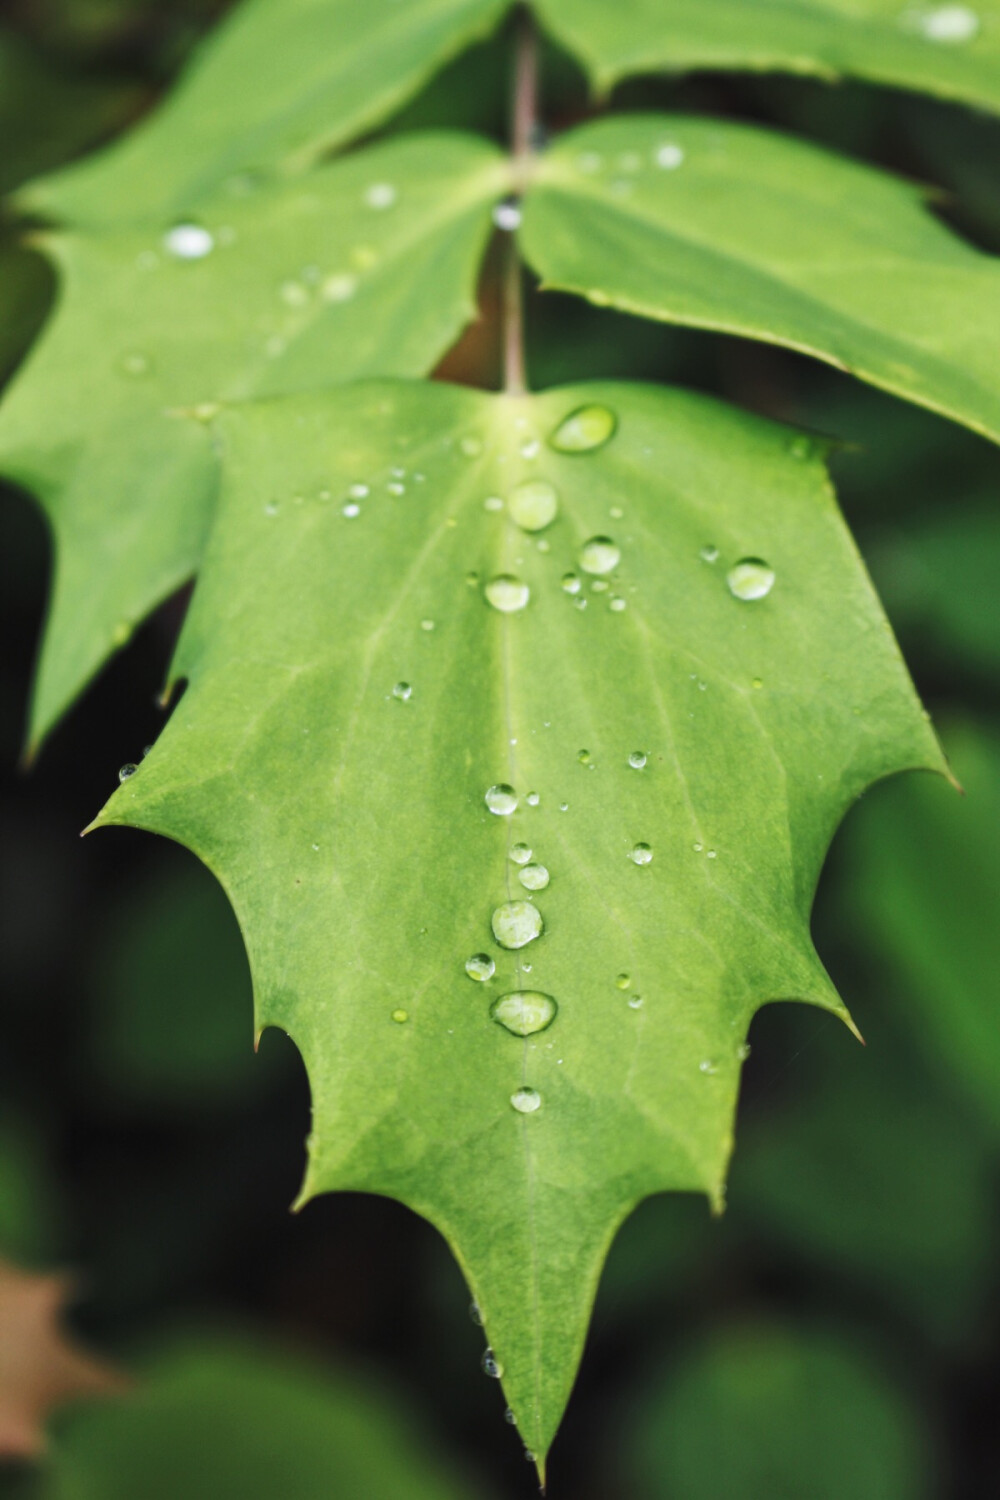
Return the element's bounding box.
[591,578,609,593]
[906,4,980,42]
[321,272,358,302]
[163,223,214,259]
[492,199,522,231]
[520,439,540,459]
[699,1058,718,1075]
[573,596,588,611]
[579,536,620,575]
[577,749,591,765]
[465,953,496,982]
[508,479,558,531]
[483,495,504,512]
[505,1408,517,1425]
[392,681,412,701]
[510,1086,542,1114]
[387,481,405,496]
[655,141,685,169]
[628,751,647,770]
[491,991,557,1036]
[364,182,397,209]
[485,784,518,816]
[706,849,717,859]
[549,405,617,454]
[518,863,549,891]
[615,973,631,990]
[699,544,719,563]
[524,1450,536,1463]
[485,575,530,612]
[561,572,581,594]
[420,620,436,634]
[392,1009,409,1024]
[342,502,360,518]
[482,1347,504,1377]
[609,595,626,612]
[558,801,569,812]
[526,792,540,807]
[727,558,775,601]
[118,763,137,782]
[752,677,763,689]
[693,841,703,853]
[469,1301,484,1325]
[737,1042,752,1061]
[347,483,369,500]
[629,842,653,865]
[492,902,542,949]
[628,994,644,1009]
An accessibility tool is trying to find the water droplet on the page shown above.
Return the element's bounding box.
[520,438,540,459]
[492,902,542,949]
[561,572,581,594]
[549,405,617,454]
[706,849,717,859]
[727,558,775,601]
[469,1301,484,1325]
[508,479,558,531]
[509,843,533,865]
[699,1058,718,1075]
[628,751,647,770]
[510,1086,542,1113]
[485,575,530,613]
[392,681,412,701]
[492,991,557,1036]
[466,571,480,586]
[579,536,620,575]
[119,351,150,376]
[655,141,685,169]
[342,502,360,518]
[163,223,214,259]
[321,272,358,302]
[492,199,522,231]
[737,1042,752,1061]
[118,763,137,782]
[505,1408,517,1425]
[559,801,569,812]
[392,1009,409,1023]
[485,784,518,816]
[573,597,588,611]
[752,676,763,690]
[693,841,703,853]
[364,182,397,209]
[577,749,591,765]
[482,1347,504,1377]
[483,495,504,512]
[699,544,719,563]
[629,842,653,865]
[526,792,540,807]
[387,481,405,496]
[518,863,550,891]
[465,953,496,982]
[628,994,644,1009]
[609,596,626,612]
[591,578,609,593]
[907,4,980,42]
[615,973,631,990]
[347,483,369,500]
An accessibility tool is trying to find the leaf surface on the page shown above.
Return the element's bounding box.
[0,133,505,748]
[537,0,1000,115]
[92,377,942,1465]
[20,0,508,227]
[522,115,1000,445]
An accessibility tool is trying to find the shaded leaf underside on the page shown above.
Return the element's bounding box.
[95,378,943,1459]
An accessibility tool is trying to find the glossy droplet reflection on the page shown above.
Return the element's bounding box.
[549,405,617,454]
[492,901,542,949]
[485,575,530,613]
[392,681,412,701]
[909,4,980,42]
[509,842,533,865]
[482,1348,504,1377]
[629,843,653,865]
[491,991,557,1036]
[118,764,138,782]
[510,1086,542,1114]
[484,784,517,816]
[579,536,620,575]
[628,751,647,770]
[507,479,558,532]
[465,953,496,982]
[518,863,549,891]
[163,223,214,259]
[727,558,775,601]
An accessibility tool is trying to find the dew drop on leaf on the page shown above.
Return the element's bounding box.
[507,479,558,531]
[907,4,980,42]
[321,273,358,303]
[525,792,540,807]
[654,141,685,169]
[391,681,412,701]
[363,182,397,209]
[629,842,653,865]
[492,199,522,231]
[579,536,621,575]
[163,223,214,259]
[491,991,557,1036]
[118,764,137,782]
[485,575,530,612]
[465,953,496,982]
[699,1058,719,1075]
[561,572,581,594]
[628,994,644,1009]
[492,902,542,949]
[509,842,533,865]
[549,404,617,454]
[727,558,775,600]
[484,784,518,815]
[628,751,647,769]
[509,1086,542,1114]
[482,1347,504,1377]
[518,863,549,891]
[391,1009,409,1024]
[469,1301,484,1326]
[699,544,719,563]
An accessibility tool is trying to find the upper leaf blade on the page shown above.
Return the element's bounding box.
[522,114,1000,445]
[537,0,1000,115]
[19,0,509,228]
[0,132,505,748]
[91,378,942,1464]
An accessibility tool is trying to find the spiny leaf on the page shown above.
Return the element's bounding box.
[0,133,505,749]
[92,378,943,1466]
[19,0,509,228]
[522,114,1000,445]
[537,0,1000,116]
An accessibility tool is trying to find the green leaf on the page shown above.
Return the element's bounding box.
[45,1337,483,1500]
[20,0,508,227]
[626,1320,931,1500]
[521,114,1000,445]
[537,0,1000,116]
[0,133,505,748]
[90,377,942,1465]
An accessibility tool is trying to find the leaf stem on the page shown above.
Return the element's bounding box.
[502,6,537,396]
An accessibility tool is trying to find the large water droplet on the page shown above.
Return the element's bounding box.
[163,223,214,260]
[482,1347,504,1377]
[492,901,543,949]
[579,536,620,575]
[510,1086,542,1113]
[549,405,617,454]
[465,953,496,982]
[518,863,550,891]
[485,575,530,613]
[485,784,518,815]
[629,842,653,865]
[509,842,533,865]
[727,558,775,601]
[507,479,558,532]
[491,991,557,1036]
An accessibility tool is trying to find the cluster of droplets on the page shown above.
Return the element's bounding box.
[574,140,686,200]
